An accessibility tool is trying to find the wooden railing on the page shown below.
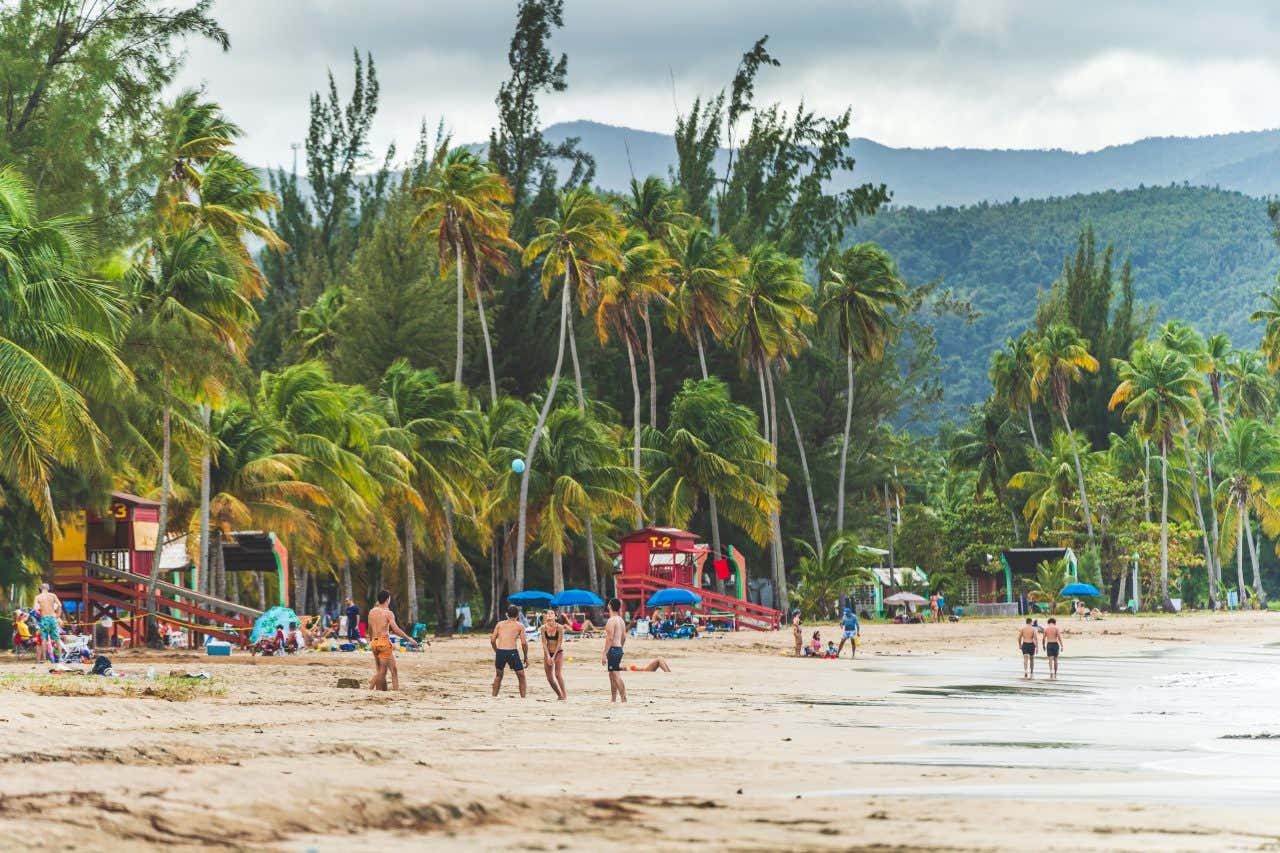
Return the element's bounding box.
[616,575,782,630]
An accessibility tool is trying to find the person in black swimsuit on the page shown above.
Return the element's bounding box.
[1018,617,1037,678]
[1042,617,1063,679]
[541,610,568,700]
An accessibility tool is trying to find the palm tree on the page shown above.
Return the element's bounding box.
[1109,345,1203,611]
[950,401,1027,540]
[1223,349,1273,421]
[526,407,638,593]
[377,361,487,632]
[412,147,519,403]
[1250,277,1280,374]
[644,378,778,587]
[621,177,690,426]
[154,90,241,219]
[1025,558,1072,613]
[731,244,815,614]
[596,232,676,525]
[665,227,744,380]
[990,333,1042,450]
[821,243,907,533]
[517,189,622,585]
[0,166,126,530]
[292,286,346,360]
[1030,324,1100,541]
[1008,431,1088,543]
[790,534,877,620]
[1215,419,1280,609]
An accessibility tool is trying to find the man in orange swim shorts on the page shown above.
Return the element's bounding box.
[366,590,416,691]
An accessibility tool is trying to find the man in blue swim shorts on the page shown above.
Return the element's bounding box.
[602,597,627,703]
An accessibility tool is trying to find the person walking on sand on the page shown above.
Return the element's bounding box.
[929,592,940,622]
[792,611,803,657]
[1018,617,1038,678]
[836,608,860,659]
[344,598,360,642]
[1043,617,1064,679]
[541,609,567,700]
[491,605,529,697]
[34,583,62,663]
[367,590,415,691]
[603,597,627,703]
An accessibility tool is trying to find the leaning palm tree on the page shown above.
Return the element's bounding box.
[665,226,745,380]
[412,147,519,403]
[1109,345,1203,611]
[1030,324,1100,541]
[990,333,1042,450]
[1223,349,1274,421]
[1008,430,1087,544]
[1215,419,1280,609]
[516,189,622,584]
[621,177,690,425]
[0,166,127,530]
[821,242,907,533]
[1250,277,1280,374]
[596,232,676,523]
[731,243,815,614]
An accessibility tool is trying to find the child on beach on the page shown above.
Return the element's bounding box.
[825,641,838,659]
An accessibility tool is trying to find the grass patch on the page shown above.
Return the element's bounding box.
[0,673,224,701]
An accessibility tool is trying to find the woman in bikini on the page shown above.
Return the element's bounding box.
[541,610,568,700]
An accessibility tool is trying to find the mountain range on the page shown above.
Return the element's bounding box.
[544,120,1280,209]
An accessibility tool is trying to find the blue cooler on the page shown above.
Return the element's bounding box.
[206,641,232,656]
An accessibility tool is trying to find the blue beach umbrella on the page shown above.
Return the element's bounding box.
[509,590,554,606]
[551,588,604,608]
[250,606,300,643]
[646,588,702,608]
[1061,582,1101,597]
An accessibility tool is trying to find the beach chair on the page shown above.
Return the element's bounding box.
[12,630,37,657]
[632,618,650,638]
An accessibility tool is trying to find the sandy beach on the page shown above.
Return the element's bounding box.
[3,611,1280,851]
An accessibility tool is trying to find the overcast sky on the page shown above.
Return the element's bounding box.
[177,0,1280,170]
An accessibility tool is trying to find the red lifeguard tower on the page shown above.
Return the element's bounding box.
[50,492,265,647]
[613,527,781,630]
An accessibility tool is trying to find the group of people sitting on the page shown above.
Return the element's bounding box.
[250,621,310,656]
[1072,600,1105,620]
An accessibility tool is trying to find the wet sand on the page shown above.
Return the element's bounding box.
[2,611,1280,851]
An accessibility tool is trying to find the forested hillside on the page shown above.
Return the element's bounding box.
[850,185,1280,413]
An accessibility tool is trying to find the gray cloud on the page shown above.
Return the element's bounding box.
[177,0,1280,169]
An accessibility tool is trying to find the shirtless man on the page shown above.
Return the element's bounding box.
[541,609,567,700]
[34,583,62,664]
[491,605,529,697]
[367,590,415,691]
[791,612,803,657]
[1042,617,1064,679]
[603,598,627,703]
[1017,617,1038,678]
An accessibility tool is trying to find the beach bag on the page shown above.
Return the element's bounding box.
[92,655,112,675]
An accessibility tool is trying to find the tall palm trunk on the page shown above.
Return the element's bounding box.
[147,377,172,648]
[1177,417,1216,599]
[515,276,572,587]
[708,492,726,596]
[1244,509,1266,607]
[763,361,788,614]
[837,345,855,533]
[1025,404,1040,451]
[1142,440,1152,523]
[442,500,456,634]
[782,388,822,554]
[454,242,465,386]
[474,282,498,406]
[1204,448,1221,605]
[341,559,352,602]
[695,328,709,380]
[403,518,418,627]
[293,565,306,612]
[566,318,601,594]
[552,549,565,594]
[1060,408,1095,542]
[1236,497,1247,608]
[885,481,897,592]
[198,403,211,597]
[1159,442,1173,612]
[625,337,643,529]
[642,304,658,429]
[255,570,266,611]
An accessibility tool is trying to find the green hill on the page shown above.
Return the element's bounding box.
[849,185,1280,415]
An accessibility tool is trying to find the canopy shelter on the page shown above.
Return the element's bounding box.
[1000,548,1078,604]
[220,532,290,608]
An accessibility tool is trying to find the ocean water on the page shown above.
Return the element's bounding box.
[800,643,1280,803]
